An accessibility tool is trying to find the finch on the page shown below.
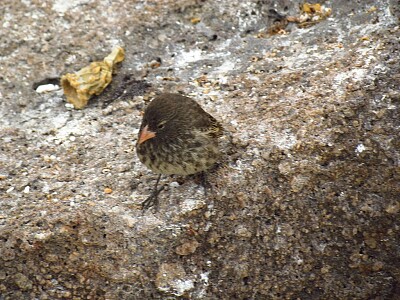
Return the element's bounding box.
[136,93,223,209]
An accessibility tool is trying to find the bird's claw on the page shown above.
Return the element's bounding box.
[141,186,165,210]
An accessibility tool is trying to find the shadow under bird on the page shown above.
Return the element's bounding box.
[136,93,223,209]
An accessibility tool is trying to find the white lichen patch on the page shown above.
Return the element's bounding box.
[269,129,298,150]
[180,196,207,213]
[170,279,195,296]
[355,143,366,153]
[52,0,92,14]
[175,49,204,67]
[156,263,195,296]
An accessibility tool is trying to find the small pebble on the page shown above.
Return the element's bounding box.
[36,84,60,93]
[65,103,74,109]
[104,188,113,194]
[169,181,180,188]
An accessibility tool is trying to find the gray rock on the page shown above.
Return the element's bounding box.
[0,0,399,299]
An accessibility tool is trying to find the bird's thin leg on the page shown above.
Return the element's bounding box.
[142,174,164,210]
[200,171,212,197]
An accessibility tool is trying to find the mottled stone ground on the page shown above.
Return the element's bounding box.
[0,0,399,299]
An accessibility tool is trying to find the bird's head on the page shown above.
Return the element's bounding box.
[137,97,179,145]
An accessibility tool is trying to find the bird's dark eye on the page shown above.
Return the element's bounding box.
[157,123,165,129]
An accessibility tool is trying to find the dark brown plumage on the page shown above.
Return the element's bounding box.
[136,93,223,209]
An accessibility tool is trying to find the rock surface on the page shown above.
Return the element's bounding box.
[0,0,399,299]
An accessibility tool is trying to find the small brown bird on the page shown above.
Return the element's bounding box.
[136,93,223,209]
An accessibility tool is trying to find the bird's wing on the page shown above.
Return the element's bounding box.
[195,112,223,138]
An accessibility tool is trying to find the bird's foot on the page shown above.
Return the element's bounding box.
[141,185,165,210]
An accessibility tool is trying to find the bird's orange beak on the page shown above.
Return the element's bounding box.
[138,125,156,145]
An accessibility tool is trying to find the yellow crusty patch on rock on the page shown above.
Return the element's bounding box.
[60,46,125,109]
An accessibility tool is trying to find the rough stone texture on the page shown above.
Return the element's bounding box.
[1,0,399,299]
